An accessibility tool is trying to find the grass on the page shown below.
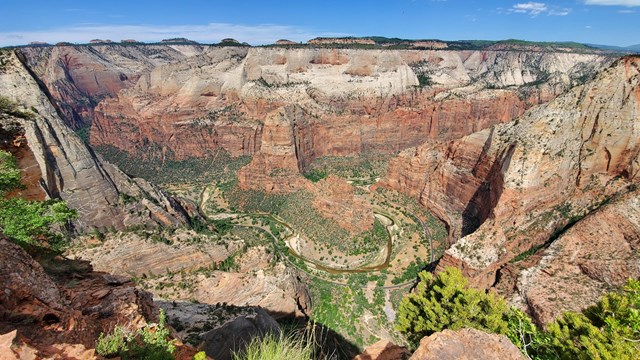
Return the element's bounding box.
[232,332,314,360]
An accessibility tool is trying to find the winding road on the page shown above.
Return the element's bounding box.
[197,186,434,291]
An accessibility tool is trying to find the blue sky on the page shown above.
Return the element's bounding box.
[0,0,638,47]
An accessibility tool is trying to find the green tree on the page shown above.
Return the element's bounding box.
[395,267,509,347]
[0,150,76,246]
[532,279,640,360]
[0,150,21,192]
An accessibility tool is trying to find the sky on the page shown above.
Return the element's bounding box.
[0,0,638,47]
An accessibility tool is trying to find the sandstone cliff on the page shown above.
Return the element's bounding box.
[84,47,611,171]
[506,187,640,325]
[381,56,640,306]
[0,50,191,231]
[17,44,206,129]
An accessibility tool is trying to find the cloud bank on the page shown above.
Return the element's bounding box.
[0,22,347,47]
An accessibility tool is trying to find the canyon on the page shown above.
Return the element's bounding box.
[2,39,639,357]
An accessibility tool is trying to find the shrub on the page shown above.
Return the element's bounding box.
[395,267,509,347]
[530,278,640,359]
[0,150,76,246]
[95,325,130,357]
[95,310,176,359]
[193,352,207,360]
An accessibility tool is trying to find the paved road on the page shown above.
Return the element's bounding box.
[199,186,432,290]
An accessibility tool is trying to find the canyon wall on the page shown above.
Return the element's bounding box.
[15,46,606,172]
[0,50,191,231]
[380,56,640,320]
[17,44,206,129]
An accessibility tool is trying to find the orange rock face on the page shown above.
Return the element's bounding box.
[78,47,611,172]
[18,45,205,129]
[310,175,374,233]
[381,56,640,297]
[409,328,525,360]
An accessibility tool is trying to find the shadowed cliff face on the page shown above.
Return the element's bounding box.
[0,50,192,231]
[381,56,640,313]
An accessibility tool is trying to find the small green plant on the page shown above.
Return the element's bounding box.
[95,310,176,359]
[193,352,207,360]
[232,332,313,360]
[96,325,130,357]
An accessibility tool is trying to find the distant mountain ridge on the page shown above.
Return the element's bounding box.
[586,43,640,53]
[4,36,633,54]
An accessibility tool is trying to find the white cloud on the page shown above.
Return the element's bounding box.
[549,8,571,15]
[0,23,348,47]
[512,2,548,15]
[584,0,640,6]
[509,2,571,16]
[618,9,637,12]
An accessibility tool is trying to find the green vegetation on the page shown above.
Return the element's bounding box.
[0,96,35,120]
[390,258,429,285]
[74,125,91,144]
[95,310,176,359]
[396,267,640,359]
[497,39,595,50]
[95,145,250,185]
[302,168,327,182]
[0,150,21,191]
[306,153,392,181]
[95,325,129,358]
[232,332,314,360]
[526,278,640,359]
[0,150,76,247]
[192,352,207,360]
[396,267,509,347]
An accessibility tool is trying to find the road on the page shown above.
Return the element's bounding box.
[198,186,434,290]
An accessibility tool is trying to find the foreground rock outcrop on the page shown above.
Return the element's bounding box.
[409,328,524,360]
[0,50,191,231]
[381,56,640,318]
[0,236,154,358]
[161,301,280,360]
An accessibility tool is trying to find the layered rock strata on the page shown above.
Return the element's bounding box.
[83,47,611,173]
[0,50,190,231]
[381,56,640,299]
